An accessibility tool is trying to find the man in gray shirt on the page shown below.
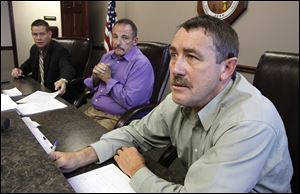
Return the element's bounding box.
[51,15,293,192]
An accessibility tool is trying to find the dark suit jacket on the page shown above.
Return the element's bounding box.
[20,40,75,91]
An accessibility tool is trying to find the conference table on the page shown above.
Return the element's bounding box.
[1,76,181,192]
[1,77,112,192]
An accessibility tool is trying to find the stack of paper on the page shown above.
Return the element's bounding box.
[1,94,18,112]
[67,164,135,193]
[16,90,67,116]
[17,90,60,104]
[2,87,22,97]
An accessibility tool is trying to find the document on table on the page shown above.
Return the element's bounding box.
[22,117,53,154]
[1,94,18,111]
[2,87,22,97]
[17,90,60,104]
[17,98,67,116]
[67,164,135,193]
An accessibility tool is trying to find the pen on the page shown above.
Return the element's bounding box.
[51,140,58,153]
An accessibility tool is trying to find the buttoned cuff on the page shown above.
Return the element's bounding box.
[90,140,114,164]
[129,167,156,192]
[60,78,68,84]
[104,78,118,94]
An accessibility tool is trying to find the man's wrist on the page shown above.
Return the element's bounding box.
[60,78,68,84]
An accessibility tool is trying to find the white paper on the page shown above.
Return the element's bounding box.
[17,90,60,104]
[1,94,18,111]
[2,87,23,97]
[17,98,67,116]
[67,164,135,193]
[22,117,53,154]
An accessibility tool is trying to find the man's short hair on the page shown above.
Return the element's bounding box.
[31,19,50,32]
[114,18,138,38]
[179,15,239,64]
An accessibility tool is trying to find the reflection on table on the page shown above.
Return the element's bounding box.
[1,77,108,192]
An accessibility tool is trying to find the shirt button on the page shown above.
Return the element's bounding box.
[95,99,98,102]
[194,148,198,153]
[117,61,120,63]
[100,90,103,92]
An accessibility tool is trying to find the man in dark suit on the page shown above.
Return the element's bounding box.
[11,19,75,95]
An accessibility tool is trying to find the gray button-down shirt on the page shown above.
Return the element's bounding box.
[91,73,293,192]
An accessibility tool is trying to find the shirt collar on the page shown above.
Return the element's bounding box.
[38,41,51,55]
[111,46,138,61]
[181,106,201,126]
[197,79,234,131]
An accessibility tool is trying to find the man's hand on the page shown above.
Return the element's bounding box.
[11,68,23,78]
[50,147,98,173]
[92,63,111,83]
[54,78,68,95]
[114,147,146,177]
[50,151,82,173]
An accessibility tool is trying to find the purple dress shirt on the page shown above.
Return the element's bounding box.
[84,46,154,115]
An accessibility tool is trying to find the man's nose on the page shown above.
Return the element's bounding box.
[114,37,122,45]
[172,57,186,75]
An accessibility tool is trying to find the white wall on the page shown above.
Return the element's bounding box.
[12,1,61,65]
[1,1,12,47]
[117,1,198,44]
[234,1,299,66]
[11,1,299,68]
[117,1,299,67]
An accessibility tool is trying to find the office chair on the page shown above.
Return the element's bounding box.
[253,51,299,193]
[73,41,170,129]
[49,26,59,38]
[53,37,92,103]
[158,51,299,193]
[114,42,170,128]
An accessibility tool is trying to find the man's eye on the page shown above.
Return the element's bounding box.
[170,52,177,58]
[186,55,199,61]
[121,36,130,41]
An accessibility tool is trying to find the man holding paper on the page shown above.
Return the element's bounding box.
[11,19,75,95]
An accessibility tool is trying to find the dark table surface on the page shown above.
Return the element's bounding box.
[1,77,109,193]
[1,76,183,193]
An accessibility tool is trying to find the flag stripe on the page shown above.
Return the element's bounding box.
[104,1,117,53]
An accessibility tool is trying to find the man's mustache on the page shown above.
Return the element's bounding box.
[170,76,193,88]
[114,46,124,51]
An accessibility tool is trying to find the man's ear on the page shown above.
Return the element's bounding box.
[48,30,52,39]
[220,57,238,81]
[133,37,138,46]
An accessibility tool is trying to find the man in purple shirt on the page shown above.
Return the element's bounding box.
[84,18,154,130]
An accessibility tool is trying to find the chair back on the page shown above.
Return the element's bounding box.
[85,41,170,104]
[137,41,170,104]
[49,26,59,38]
[253,51,299,193]
[83,43,106,79]
[53,37,92,79]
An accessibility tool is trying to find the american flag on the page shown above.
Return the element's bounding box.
[104,1,117,52]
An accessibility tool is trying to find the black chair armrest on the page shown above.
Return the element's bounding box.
[158,144,178,168]
[62,78,86,104]
[69,77,85,86]
[73,90,92,108]
[114,103,157,129]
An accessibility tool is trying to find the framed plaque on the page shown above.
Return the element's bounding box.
[197,1,248,24]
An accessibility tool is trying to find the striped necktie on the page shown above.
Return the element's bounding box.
[39,50,44,85]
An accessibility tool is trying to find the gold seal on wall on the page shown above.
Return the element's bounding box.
[198,1,248,24]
